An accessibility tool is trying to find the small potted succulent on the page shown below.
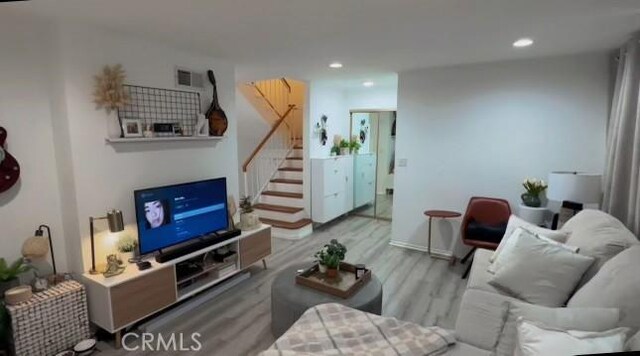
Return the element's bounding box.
[117,235,138,263]
[330,145,340,156]
[0,258,32,296]
[349,137,361,154]
[339,139,350,155]
[240,196,260,231]
[315,239,347,278]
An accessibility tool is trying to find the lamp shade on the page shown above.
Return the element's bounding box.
[106,209,125,233]
[547,171,602,204]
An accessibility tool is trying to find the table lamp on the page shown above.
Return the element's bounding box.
[89,209,124,274]
[22,225,57,276]
[547,171,602,206]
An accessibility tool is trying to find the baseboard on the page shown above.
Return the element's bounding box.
[389,240,453,257]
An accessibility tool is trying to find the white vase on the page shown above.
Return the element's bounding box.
[340,147,349,155]
[107,114,123,138]
[120,252,134,264]
[318,264,327,273]
[240,212,260,231]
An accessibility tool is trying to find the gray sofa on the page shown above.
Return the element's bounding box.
[447,209,640,355]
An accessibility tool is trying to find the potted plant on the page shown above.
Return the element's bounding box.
[521,178,548,208]
[349,137,361,154]
[240,196,260,231]
[330,145,340,156]
[339,139,350,155]
[314,248,328,273]
[315,239,347,278]
[0,258,32,296]
[117,235,138,263]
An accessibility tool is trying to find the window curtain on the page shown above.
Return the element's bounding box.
[602,36,640,235]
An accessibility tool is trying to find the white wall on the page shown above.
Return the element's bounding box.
[54,24,238,272]
[0,10,239,274]
[346,85,398,111]
[0,15,68,274]
[308,82,348,158]
[391,53,610,255]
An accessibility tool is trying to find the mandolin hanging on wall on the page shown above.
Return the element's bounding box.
[0,127,20,194]
[206,70,228,136]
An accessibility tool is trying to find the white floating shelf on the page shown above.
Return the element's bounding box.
[105,136,226,143]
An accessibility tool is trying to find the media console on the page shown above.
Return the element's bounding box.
[81,225,271,348]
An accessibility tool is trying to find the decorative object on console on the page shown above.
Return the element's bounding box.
[0,127,20,194]
[103,254,126,278]
[349,136,361,154]
[227,195,238,230]
[521,178,547,208]
[22,224,62,283]
[339,139,350,156]
[116,235,138,263]
[239,196,260,231]
[121,118,143,138]
[0,258,32,297]
[206,69,228,136]
[89,209,125,275]
[548,171,602,229]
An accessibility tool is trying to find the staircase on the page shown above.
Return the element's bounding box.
[242,79,312,239]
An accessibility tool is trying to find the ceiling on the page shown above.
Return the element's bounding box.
[11,0,640,84]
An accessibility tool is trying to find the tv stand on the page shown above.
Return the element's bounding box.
[81,225,271,348]
[154,229,242,263]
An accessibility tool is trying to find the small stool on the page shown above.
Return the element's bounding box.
[424,210,462,263]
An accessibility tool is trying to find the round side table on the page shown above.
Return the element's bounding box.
[424,210,462,263]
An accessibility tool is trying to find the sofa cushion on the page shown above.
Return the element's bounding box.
[568,245,640,330]
[454,289,512,351]
[488,228,594,307]
[561,209,638,285]
[490,214,570,263]
[515,319,628,356]
[444,342,493,356]
[626,330,640,351]
[467,248,505,295]
[495,301,621,356]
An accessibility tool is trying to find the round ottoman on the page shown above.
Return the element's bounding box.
[271,263,383,338]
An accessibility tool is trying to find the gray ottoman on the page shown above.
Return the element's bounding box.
[271,263,383,338]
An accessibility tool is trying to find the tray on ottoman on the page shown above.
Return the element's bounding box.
[295,262,371,299]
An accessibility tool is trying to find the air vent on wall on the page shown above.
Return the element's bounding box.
[175,67,205,90]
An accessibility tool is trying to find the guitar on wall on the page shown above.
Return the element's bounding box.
[206,70,228,136]
[0,127,20,194]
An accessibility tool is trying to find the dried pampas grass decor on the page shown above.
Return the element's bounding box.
[93,64,129,114]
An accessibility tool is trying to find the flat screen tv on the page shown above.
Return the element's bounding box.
[134,178,229,255]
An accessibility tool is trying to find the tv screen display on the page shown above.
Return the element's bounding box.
[134,178,229,255]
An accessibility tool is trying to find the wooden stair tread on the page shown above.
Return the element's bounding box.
[262,191,303,199]
[286,157,303,160]
[270,178,303,185]
[253,203,303,213]
[260,218,312,230]
[278,167,303,172]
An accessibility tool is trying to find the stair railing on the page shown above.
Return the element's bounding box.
[243,79,298,203]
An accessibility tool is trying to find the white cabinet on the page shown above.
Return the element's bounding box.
[311,156,354,223]
[354,153,376,208]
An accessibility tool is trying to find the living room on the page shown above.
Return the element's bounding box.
[1,1,640,355]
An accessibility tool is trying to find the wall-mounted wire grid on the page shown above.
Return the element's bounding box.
[117,84,201,137]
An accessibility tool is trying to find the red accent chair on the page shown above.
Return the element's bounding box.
[460,197,512,279]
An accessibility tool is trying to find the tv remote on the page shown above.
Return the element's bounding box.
[137,261,152,271]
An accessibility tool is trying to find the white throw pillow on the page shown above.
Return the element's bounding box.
[488,228,594,307]
[494,301,620,356]
[515,318,627,356]
[488,227,579,275]
[490,215,570,264]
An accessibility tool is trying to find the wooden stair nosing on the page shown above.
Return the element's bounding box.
[253,203,303,214]
[278,167,303,172]
[261,191,303,199]
[270,178,303,185]
[293,146,303,149]
[259,217,312,230]
[286,157,303,160]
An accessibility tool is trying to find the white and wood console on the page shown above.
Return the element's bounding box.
[311,156,354,223]
[81,225,271,347]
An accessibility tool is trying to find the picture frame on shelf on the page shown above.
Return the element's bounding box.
[122,119,143,138]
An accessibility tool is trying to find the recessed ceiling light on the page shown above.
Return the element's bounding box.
[329,62,343,69]
[362,81,375,87]
[513,38,534,48]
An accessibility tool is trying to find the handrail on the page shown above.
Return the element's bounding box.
[252,82,287,118]
[281,78,291,93]
[242,104,296,172]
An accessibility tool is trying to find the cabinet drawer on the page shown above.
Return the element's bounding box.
[240,227,272,268]
[111,267,177,329]
[323,158,344,196]
[323,191,345,222]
